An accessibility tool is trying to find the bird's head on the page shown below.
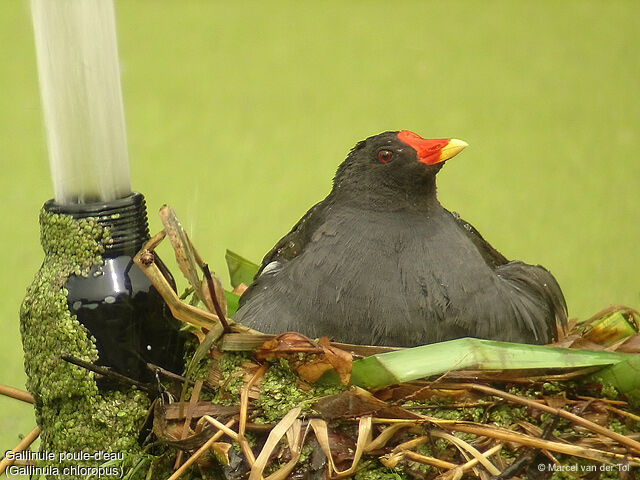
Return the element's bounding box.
[332,131,468,207]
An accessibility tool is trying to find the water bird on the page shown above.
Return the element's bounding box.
[235,131,567,346]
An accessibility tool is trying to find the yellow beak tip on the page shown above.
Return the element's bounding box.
[449,139,469,149]
[438,138,468,163]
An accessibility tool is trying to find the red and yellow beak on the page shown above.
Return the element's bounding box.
[398,130,468,165]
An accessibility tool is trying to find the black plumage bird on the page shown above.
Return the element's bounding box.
[235,131,567,346]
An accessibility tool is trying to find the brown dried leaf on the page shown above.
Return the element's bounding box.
[318,337,352,385]
[314,387,421,420]
[309,416,372,478]
[295,358,336,383]
[153,399,217,451]
[158,205,201,295]
[159,205,227,316]
[616,334,640,353]
[581,411,610,427]
[249,407,301,480]
[543,394,568,409]
[255,332,322,360]
[560,337,608,350]
[254,333,352,384]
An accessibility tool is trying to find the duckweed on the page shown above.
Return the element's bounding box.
[19,210,149,479]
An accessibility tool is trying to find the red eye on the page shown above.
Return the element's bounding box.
[378,150,393,164]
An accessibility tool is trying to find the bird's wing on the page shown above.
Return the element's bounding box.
[495,261,568,342]
[449,212,509,268]
[449,211,567,342]
[255,202,326,277]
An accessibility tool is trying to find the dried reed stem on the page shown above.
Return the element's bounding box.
[455,383,640,454]
[0,427,41,475]
[0,385,34,404]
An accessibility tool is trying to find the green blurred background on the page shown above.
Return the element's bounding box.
[1,0,638,454]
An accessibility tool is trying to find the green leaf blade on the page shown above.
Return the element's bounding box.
[225,249,259,288]
[349,338,633,389]
[590,354,640,407]
[225,290,240,317]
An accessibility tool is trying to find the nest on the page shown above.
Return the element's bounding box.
[147,329,640,480]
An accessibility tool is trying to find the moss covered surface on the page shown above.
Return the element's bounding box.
[254,358,330,424]
[19,210,149,479]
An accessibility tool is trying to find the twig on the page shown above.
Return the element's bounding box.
[381,449,457,470]
[0,427,41,475]
[491,416,559,479]
[449,383,640,454]
[0,384,34,404]
[367,416,640,465]
[201,263,230,332]
[405,450,459,470]
[61,355,154,393]
[575,394,628,405]
[201,416,239,441]
[384,435,457,469]
[604,404,640,423]
[431,430,500,475]
[458,444,503,475]
[404,402,496,410]
[146,363,215,394]
[365,422,414,452]
[434,444,503,480]
[445,422,640,465]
